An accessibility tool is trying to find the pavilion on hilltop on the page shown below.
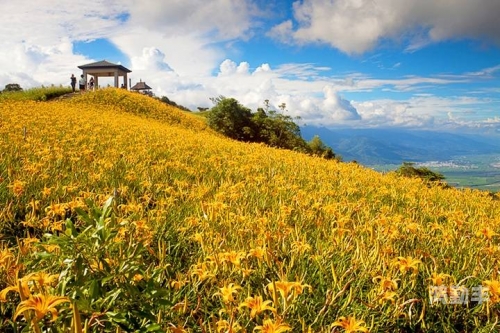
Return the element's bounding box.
[78,60,131,89]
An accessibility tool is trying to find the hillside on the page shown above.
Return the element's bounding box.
[1,89,500,332]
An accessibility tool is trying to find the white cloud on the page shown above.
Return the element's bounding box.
[255,63,272,73]
[322,86,361,121]
[0,0,254,87]
[267,20,294,44]
[354,100,435,128]
[0,0,126,87]
[272,0,500,54]
[218,59,238,76]
[0,1,127,43]
[111,28,221,77]
[352,94,500,130]
[131,47,173,71]
[177,61,362,126]
[124,0,255,40]
[0,38,89,88]
[218,60,252,76]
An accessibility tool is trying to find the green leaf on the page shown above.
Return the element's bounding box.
[102,275,114,285]
[100,196,114,223]
[104,288,122,310]
[106,311,128,324]
[74,207,91,225]
[65,219,77,237]
[146,323,162,332]
[89,279,101,301]
[156,298,172,306]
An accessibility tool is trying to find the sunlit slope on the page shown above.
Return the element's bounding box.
[1,92,500,331]
[67,88,210,131]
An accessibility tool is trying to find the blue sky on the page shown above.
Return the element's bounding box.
[1,0,499,133]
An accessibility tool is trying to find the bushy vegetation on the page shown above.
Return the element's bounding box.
[1,88,500,332]
[0,85,72,102]
[395,162,446,183]
[157,95,191,112]
[207,96,338,159]
[2,83,23,92]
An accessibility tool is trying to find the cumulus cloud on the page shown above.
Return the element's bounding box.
[271,0,500,54]
[131,47,173,71]
[255,63,272,73]
[322,86,361,121]
[111,28,221,77]
[218,59,251,76]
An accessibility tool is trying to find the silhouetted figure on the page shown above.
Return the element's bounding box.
[70,74,76,92]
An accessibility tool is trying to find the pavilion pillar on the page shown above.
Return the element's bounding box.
[124,72,128,89]
[114,70,119,88]
[95,76,99,90]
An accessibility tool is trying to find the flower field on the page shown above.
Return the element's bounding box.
[1,89,500,332]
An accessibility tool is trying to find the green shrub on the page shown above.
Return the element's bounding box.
[207,97,338,159]
[395,162,446,182]
[207,97,255,141]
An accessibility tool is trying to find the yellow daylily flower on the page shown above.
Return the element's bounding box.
[239,295,275,318]
[267,280,311,302]
[216,319,243,333]
[0,247,14,266]
[215,283,241,303]
[25,272,59,288]
[393,256,421,274]
[254,318,292,333]
[483,280,500,304]
[0,280,30,302]
[331,315,369,333]
[372,275,399,292]
[14,293,70,322]
[428,272,451,286]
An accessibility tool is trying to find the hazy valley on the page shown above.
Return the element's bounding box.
[302,126,500,191]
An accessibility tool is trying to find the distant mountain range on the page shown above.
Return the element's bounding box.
[301,126,500,165]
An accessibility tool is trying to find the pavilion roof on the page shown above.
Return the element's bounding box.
[130,80,152,90]
[78,60,131,73]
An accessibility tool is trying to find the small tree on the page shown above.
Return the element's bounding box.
[308,135,336,159]
[3,83,23,92]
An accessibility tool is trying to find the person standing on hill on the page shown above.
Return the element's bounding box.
[88,77,94,91]
[79,75,86,93]
[70,74,76,92]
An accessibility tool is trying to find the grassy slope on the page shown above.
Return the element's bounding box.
[1,89,500,332]
[0,86,72,101]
